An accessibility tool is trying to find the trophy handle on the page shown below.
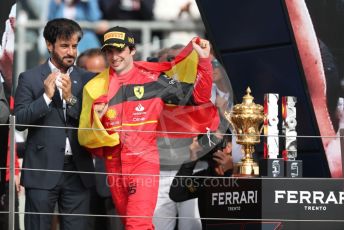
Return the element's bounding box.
[224,110,236,134]
[259,114,266,134]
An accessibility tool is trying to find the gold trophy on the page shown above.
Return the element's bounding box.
[225,87,264,176]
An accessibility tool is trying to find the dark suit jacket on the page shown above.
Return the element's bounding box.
[0,82,9,195]
[14,62,95,189]
[0,82,9,124]
[94,157,111,198]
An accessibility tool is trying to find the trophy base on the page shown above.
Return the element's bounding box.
[284,160,303,177]
[259,158,284,177]
[232,160,259,177]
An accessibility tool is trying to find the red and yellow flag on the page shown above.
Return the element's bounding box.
[78,38,219,149]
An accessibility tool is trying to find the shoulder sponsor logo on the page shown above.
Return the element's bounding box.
[141,69,156,80]
[105,108,117,120]
[134,86,144,99]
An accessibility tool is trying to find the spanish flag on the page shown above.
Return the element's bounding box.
[78,38,219,150]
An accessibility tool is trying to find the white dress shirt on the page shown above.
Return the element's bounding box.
[43,60,73,155]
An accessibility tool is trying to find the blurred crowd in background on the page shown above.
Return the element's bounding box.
[16,0,205,71]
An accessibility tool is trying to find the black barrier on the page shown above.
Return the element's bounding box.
[203,178,344,229]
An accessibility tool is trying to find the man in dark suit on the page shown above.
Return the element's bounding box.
[14,18,95,230]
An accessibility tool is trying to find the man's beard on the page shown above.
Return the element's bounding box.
[51,50,75,70]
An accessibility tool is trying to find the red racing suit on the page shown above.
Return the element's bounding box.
[100,56,213,229]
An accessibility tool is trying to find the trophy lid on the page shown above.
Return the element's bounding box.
[231,87,264,115]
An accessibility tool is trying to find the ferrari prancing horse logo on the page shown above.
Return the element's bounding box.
[134,86,144,99]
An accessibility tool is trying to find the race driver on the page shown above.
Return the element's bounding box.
[78,26,216,230]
